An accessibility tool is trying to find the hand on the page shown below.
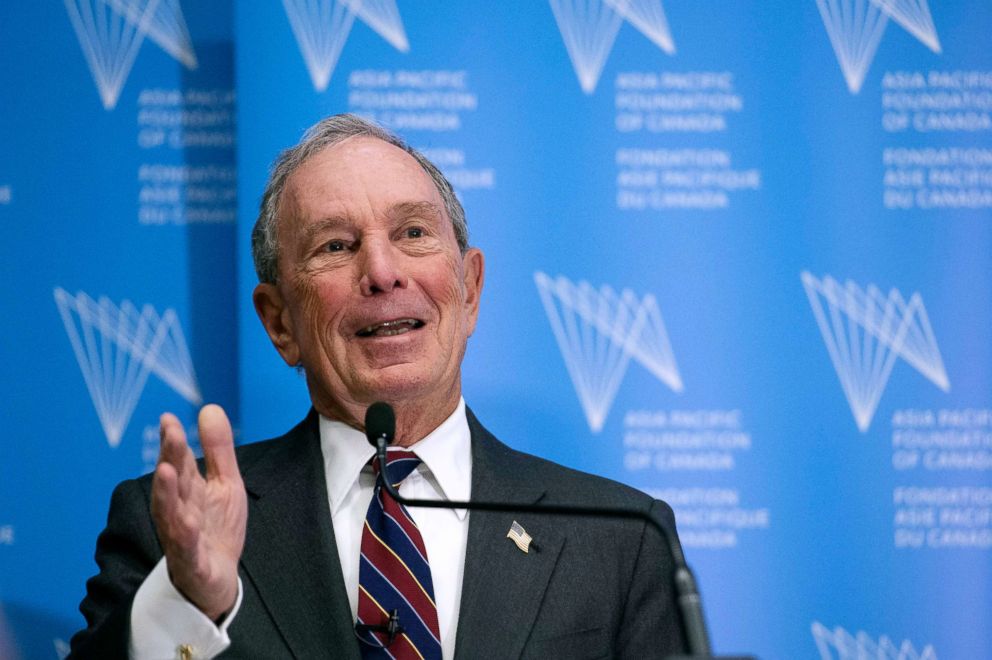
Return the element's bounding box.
[151,404,247,621]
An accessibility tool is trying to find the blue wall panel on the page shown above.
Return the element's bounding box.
[0,2,236,656]
[1,2,989,658]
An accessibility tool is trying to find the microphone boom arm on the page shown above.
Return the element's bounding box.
[368,428,713,656]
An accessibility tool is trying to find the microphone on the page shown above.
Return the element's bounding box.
[365,401,395,452]
[364,402,753,659]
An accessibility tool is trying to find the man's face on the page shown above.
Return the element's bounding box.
[253,136,484,419]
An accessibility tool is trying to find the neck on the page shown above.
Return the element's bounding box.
[387,398,461,447]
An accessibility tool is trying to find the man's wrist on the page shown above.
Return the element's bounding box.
[165,562,239,623]
[129,559,243,659]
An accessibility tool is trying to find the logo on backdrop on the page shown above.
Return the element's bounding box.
[815,0,940,93]
[550,0,675,94]
[812,621,937,659]
[282,0,409,92]
[801,272,949,433]
[65,0,198,110]
[54,288,202,448]
[535,272,682,433]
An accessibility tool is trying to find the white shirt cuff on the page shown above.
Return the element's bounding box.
[129,558,243,660]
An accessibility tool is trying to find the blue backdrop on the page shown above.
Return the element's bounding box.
[2,2,990,658]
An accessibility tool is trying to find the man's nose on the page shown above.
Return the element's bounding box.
[358,237,408,295]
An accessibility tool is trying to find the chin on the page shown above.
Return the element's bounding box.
[356,368,446,403]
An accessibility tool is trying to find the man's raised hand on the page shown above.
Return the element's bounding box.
[151,404,247,621]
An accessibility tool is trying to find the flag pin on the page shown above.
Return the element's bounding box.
[506,520,532,553]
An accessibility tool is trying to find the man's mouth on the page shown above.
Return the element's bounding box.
[355,318,425,338]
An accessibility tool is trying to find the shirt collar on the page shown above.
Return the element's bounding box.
[319,398,472,520]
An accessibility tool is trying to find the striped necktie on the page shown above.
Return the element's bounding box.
[356,450,443,659]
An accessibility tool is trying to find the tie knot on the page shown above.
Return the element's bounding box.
[372,450,422,486]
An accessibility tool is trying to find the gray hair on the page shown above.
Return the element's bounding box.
[251,113,469,284]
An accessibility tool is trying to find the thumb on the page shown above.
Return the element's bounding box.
[198,404,238,480]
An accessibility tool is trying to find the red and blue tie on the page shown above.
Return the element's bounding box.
[356,451,443,659]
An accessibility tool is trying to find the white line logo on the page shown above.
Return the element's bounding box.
[282,0,409,92]
[65,0,198,110]
[550,0,675,94]
[812,621,937,659]
[54,288,202,448]
[801,272,949,433]
[535,272,682,433]
[815,0,940,94]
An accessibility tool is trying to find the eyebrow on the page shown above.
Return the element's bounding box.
[387,201,444,222]
[297,201,445,245]
[299,216,350,247]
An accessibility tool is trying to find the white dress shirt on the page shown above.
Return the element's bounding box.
[129,399,472,659]
[321,397,471,659]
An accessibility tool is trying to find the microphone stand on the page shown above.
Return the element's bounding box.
[365,405,751,659]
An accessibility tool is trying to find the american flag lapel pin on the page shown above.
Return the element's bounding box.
[506,520,532,553]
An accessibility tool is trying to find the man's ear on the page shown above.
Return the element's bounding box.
[253,282,301,366]
[461,247,485,336]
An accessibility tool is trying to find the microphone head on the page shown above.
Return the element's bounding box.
[365,402,395,447]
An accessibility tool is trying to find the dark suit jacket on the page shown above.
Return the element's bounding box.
[69,409,687,659]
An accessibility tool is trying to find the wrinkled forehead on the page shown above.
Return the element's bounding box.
[279,135,446,229]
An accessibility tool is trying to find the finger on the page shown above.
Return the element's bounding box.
[158,413,189,473]
[153,462,203,550]
[181,427,199,472]
[151,461,181,539]
[198,404,239,481]
[162,413,202,500]
[177,440,198,502]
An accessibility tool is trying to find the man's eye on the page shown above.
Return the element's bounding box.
[324,240,346,252]
[405,227,424,239]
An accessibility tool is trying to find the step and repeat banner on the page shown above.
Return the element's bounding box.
[3,1,991,658]
[0,1,237,657]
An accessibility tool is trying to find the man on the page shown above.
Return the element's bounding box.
[69,114,687,658]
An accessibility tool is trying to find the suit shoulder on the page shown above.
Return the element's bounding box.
[468,410,658,511]
[232,432,294,468]
[125,411,318,489]
[511,444,654,507]
[232,411,320,478]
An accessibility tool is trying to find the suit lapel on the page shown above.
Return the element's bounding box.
[454,411,564,659]
[238,413,360,659]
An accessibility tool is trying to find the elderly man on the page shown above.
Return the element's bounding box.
[69,114,686,659]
